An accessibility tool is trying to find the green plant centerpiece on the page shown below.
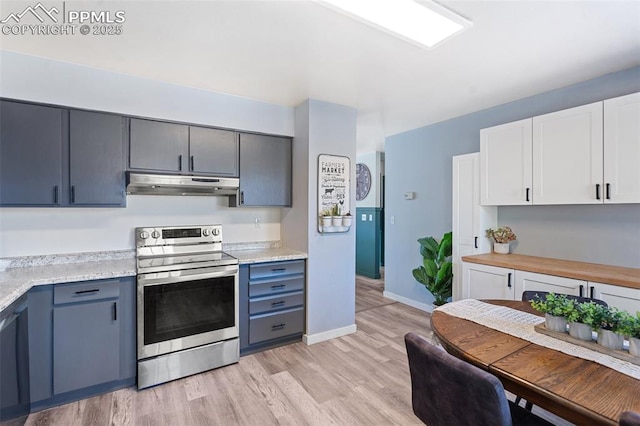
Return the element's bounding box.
[530,293,573,333]
[485,226,517,244]
[595,306,628,350]
[566,301,602,340]
[620,312,640,357]
[412,232,453,306]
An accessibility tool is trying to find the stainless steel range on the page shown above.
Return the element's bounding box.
[135,224,239,389]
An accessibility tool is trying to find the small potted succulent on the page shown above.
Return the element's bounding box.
[330,204,342,227]
[530,293,573,333]
[320,208,333,227]
[485,226,517,254]
[620,312,640,357]
[596,307,627,350]
[566,301,602,341]
[342,212,352,227]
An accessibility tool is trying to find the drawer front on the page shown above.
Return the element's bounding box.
[249,276,304,297]
[249,308,304,344]
[249,260,305,280]
[54,279,120,305]
[249,291,304,315]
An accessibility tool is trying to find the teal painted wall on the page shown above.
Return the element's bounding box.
[356,207,382,279]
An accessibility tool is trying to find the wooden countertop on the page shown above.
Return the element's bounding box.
[461,253,640,290]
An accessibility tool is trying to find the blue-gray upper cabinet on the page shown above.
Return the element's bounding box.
[189,126,239,177]
[0,101,65,206]
[70,110,126,206]
[232,133,292,206]
[129,118,239,176]
[129,118,189,173]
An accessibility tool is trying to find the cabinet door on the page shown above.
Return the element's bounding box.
[0,101,64,206]
[189,126,239,176]
[590,282,640,313]
[129,118,188,172]
[603,92,640,204]
[70,110,125,206]
[53,300,119,394]
[514,271,585,300]
[480,119,532,205]
[452,153,496,300]
[533,102,603,204]
[462,262,515,300]
[238,133,292,206]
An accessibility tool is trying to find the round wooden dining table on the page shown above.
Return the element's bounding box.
[431,300,640,426]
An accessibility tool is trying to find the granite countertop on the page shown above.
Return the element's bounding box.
[0,243,307,312]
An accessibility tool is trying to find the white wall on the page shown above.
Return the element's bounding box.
[284,99,357,343]
[0,51,294,257]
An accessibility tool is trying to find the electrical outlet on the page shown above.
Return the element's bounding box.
[361,214,367,221]
[254,217,261,228]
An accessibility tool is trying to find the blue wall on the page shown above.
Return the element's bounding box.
[385,66,640,309]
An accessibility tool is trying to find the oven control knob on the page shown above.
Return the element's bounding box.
[139,231,149,240]
[151,231,161,239]
[202,229,211,236]
[212,228,220,236]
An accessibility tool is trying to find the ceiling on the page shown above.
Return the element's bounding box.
[1,0,639,151]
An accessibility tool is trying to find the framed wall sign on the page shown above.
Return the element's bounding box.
[318,154,351,233]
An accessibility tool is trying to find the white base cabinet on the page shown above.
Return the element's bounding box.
[591,282,640,314]
[514,271,585,298]
[462,263,515,300]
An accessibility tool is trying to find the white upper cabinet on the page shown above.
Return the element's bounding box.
[532,102,603,204]
[452,153,497,300]
[480,119,532,205]
[603,92,640,203]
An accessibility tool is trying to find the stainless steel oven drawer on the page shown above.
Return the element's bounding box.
[249,276,304,297]
[249,307,304,344]
[249,291,304,315]
[249,260,305,280]
[54,279,121,305]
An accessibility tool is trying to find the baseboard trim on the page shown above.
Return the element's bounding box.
[303,324,357,345]
[383,291,433,313]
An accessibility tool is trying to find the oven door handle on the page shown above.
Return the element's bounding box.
[138,265,238,287]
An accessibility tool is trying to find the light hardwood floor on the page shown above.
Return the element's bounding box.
[20,275,429,426]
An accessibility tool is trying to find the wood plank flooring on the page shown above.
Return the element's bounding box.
[16,273,571,426]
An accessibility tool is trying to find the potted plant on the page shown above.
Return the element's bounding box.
[596,306,627,350]
[485,226,517,254]
[320,208,333,227]
[566,301,601,341]
[330,204,342,226]
[342,212,352,227]
[411,232,453,306]
[530,293,573,333]
[620,312,640,357]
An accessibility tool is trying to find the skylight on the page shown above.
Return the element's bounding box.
[318,0,471,48]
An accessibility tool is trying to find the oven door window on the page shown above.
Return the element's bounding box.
[144,276,235,345]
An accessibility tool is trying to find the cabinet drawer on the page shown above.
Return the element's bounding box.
[54,280,120,305]
[249,307,304,344]
[249,260,304,280]
[249,276,304,297]
[249,291,304,315]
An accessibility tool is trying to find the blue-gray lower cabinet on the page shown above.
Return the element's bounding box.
[27,277,136,413]
[239,260,305,355]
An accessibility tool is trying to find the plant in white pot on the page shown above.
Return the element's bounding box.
[595,306,627,350]
[342,212,352,227]
[566,301,602,341]
[320,208,333,227]
[485,226,517,254]
[530,293,573,333]
[620,311,640,357]
[330,204,342,227]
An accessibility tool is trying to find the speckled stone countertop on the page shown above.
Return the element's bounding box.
[0,243,307,312]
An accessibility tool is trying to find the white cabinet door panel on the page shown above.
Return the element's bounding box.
[514,271,585,301]
[591,282,640,313]
[533,102,603,204]
[463,262,515,300]
[480,119,533,205]
[604,92,640,204]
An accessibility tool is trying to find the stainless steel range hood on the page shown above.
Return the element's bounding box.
[126,172,239,196]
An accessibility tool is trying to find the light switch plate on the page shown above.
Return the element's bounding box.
[361,214,367,221]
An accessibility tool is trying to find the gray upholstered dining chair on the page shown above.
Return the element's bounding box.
[404,332,553,426]
[521,290,608,307]
[620,411,640,426]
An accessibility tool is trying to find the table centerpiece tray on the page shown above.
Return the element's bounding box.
[534,323,640,366]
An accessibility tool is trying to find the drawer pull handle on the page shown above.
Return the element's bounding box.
[271,268,286,272]
[474,237,478,249]
[596,183,601,200]
[113,302,117,321]
[178,155,182,171]
[271,284,286,290]
[507,273,512,288]
[272,323,286,331]
[579,284,584,297]
[271,300,286,307]
[606,183,611,200]
[75,289,100,295]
